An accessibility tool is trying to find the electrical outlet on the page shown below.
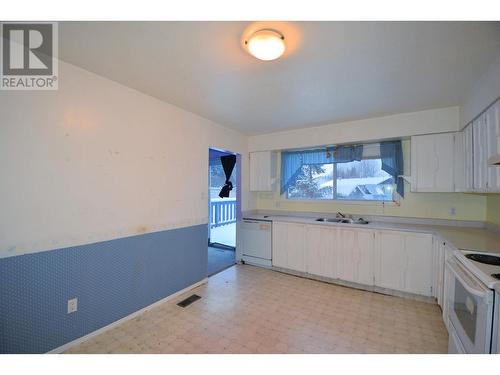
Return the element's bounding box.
[67,298,78,314]
[450,207,457,216]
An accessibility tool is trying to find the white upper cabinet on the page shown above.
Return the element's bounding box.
[453,132,466,192]
[464,124,474,192]
[473,115,488,191]
[466,98,500,193]
[485,101,500,191]
[410,133,456,192]
[249,151,276,191]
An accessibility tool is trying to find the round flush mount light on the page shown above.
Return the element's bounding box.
[244,29,285,61]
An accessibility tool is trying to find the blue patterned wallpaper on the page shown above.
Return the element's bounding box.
[0,224,207,353]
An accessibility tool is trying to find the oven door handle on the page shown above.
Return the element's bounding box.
[446,258,488,298]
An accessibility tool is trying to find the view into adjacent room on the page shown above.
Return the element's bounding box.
[207,148,239,276]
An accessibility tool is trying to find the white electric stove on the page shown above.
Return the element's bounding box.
[446,250,500,353]
[455,250,500,289]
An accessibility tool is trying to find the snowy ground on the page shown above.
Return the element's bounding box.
[320,176,390,196]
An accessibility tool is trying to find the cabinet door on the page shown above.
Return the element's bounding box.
[338,229,374,285]
[473,116,488,191]
[453,132,465,192]
[486,102,500,191]
[405,233,433,296]
[434,239,446,307]
[356,230,375,285]
[286,223,306,272]
[411,135,435,192]
[442,243,456,331]
[249,151,274,191]
[272,222,288,268]
[337,229,357,283]
[411,133,455,192]
[375,231,406,291]
[306,225,337,279]
[464,124,474,192]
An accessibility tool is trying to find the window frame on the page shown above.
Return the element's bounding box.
[284,155,396,203]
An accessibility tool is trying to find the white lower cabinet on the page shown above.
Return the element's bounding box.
[272,222,288,269]
[272,222,306,272]
[375,230,433,296]
[374,231,406,291]
[337,228,375,286]
[272,221,435,298]
[441,242,456,330]
[306,225,337,279]
[433,238,445,307]
[405,233,433,296]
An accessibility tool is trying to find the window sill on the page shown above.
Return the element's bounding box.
[283,198,398,206]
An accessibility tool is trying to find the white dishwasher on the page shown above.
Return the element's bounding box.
[239,218,272,267]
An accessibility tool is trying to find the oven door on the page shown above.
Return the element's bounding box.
[445,258,494,354]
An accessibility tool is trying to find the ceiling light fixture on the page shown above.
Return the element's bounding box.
[244,29,285,61]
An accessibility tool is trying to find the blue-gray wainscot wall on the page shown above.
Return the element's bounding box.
[0,224,207,353]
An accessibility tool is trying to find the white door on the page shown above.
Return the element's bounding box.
[306,225,337,279]
[405,233,433,296]
[375,231,406,291]
[272,222,288,268]
[338,228,374,285]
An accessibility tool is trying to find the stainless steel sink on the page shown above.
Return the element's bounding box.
[340,218,370,224]
[315,217,369,224]
[315,218,343,223]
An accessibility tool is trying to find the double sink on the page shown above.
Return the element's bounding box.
[315,217,370,225]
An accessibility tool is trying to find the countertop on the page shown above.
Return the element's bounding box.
[242,213,500,254]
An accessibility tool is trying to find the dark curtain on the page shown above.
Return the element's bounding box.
[219,154,236,198]
[380,140,404,197]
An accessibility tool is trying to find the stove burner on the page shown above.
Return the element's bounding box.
[465,253,500,266]
[492,274,500,280]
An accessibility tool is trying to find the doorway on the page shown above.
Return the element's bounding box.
[208,148,240,276]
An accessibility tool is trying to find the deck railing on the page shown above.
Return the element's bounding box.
[210,198,237,228]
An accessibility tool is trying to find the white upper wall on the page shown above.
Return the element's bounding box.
[461,50,500,128]
[0,60,248,258]
[248,106,459,152]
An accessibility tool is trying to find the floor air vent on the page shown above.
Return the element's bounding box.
[177,294,201,308]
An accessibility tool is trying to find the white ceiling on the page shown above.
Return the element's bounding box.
[59,21,500,135]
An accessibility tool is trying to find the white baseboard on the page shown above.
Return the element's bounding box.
[47,277,208,354]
